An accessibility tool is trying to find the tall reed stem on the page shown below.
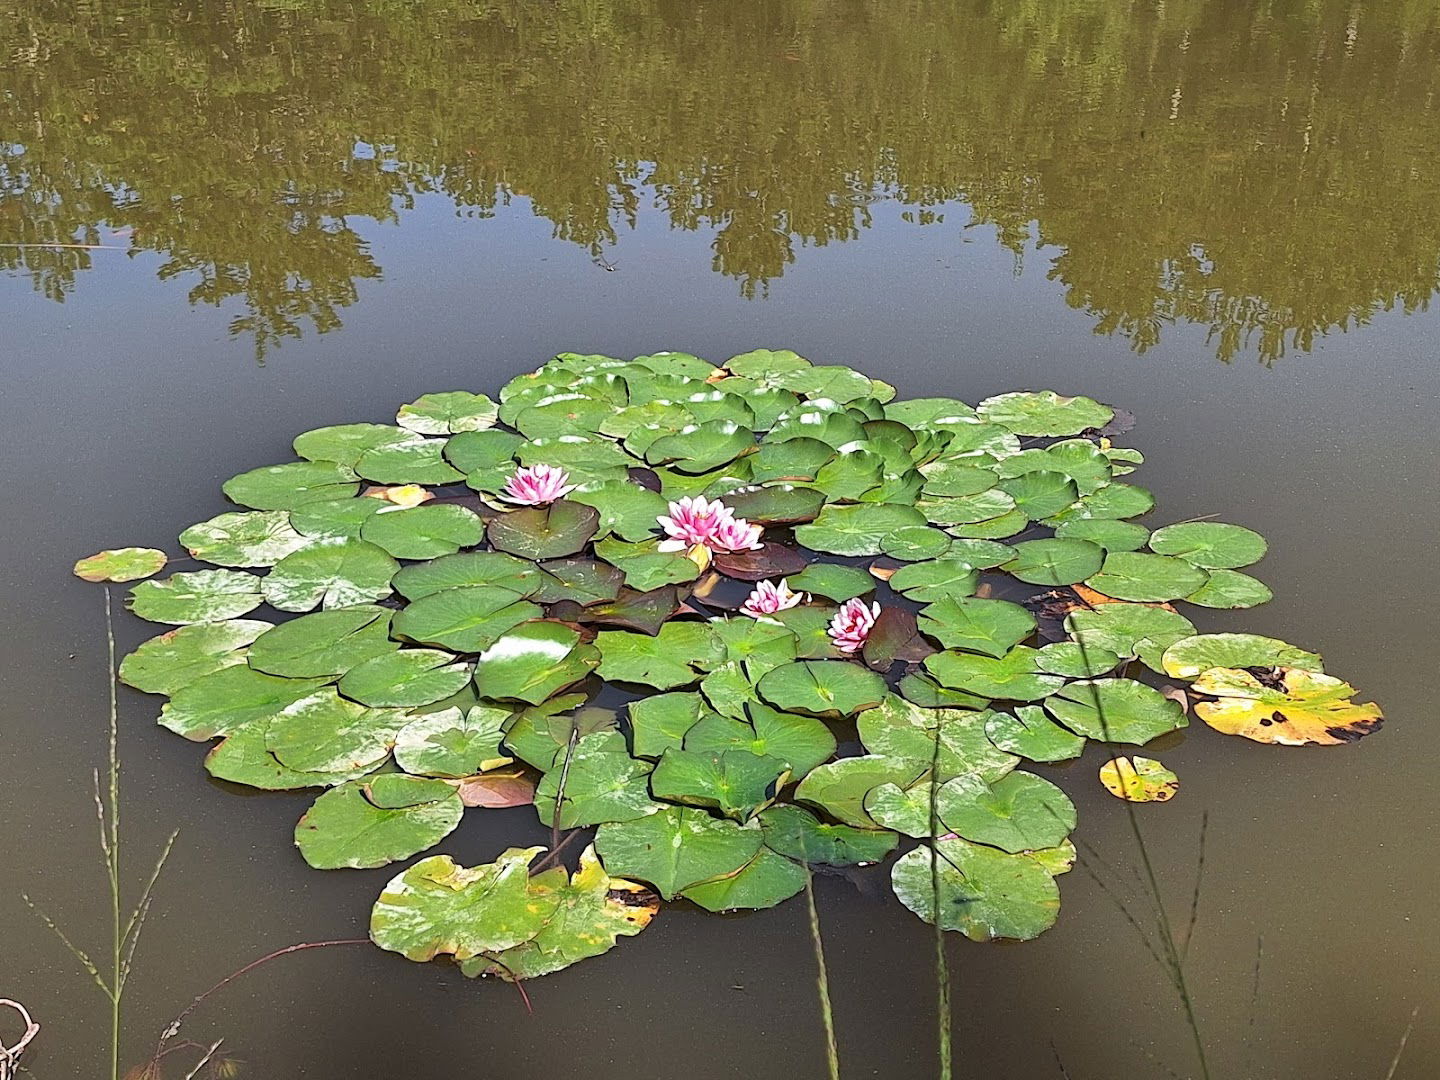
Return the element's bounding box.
[803,868,841,1080]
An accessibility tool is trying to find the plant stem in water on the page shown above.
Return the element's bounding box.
[803,868,840,1080]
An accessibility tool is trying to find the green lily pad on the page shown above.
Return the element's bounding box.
[393,550,553,601]
[247,605,396,678]
[180,511,310,567]
[945,508,1030,539]
[651,748,788,821]
[1085,552,1210,602]
[1034,641,1122,678]
[1003,538,1104,586]
[785,563,875,602]
[533,558,626,605]
[223,461,360,510]
[917,490,1017,527]
[504,700,618,770]
[391,585,540,652]
[888,559,980,604]
[645,421,754,473]
[917,596,1035,658]
[1045,482,1154,524]
[1148,522,1268,569]
[397,391,498,434]
[984,706,1086,762]
[594,806,763,900]
[472,622,600,704]
[260,538,398,612]
[393,706,512,777]
[855,696,1019,782]
[74,547,168,583]
[1160,633,1324,678]
[354,439,464,485]
[999,472,1080,521]
[996,440,1114,494]
[265,688,409,772]
[681,847,807,912]
[1044,678,1188,743]
[593,538,700,592]
[629,692,712,759]
[882,526,953,561]
[687,703,836,779]
[924,647,1065,701]
[1064,603,1197,671]
[128,570,263,624]
[595,623,723,689]
[120,619,271,695]
[919,460,998,498]
[338,649,473,707]
[726,348,812,380]
[370,848,562,961]
[295,777,462,870]
[794,503,927,556]
[891,836,1061,941]
[205,720,380,790]
[936,771,1076,853]
[896,672,991,710]
[758,804,898,866]
[1184,569,1273,609]
[534,734,660,829]
[773,364,878,402]
[793,755,928,828]
[976,391,1112,437]
[288,496,384,540]
[359,505,485,559]
[749,437,835,483]
[810,447,885,501]
[720,485,826,525]
[158,666,328,741]
[487,501,600,560]
[463,846,658,980]
[568,481,670,542]
[445,428,524,474]
[293,424,418,467]
[756,660,887,719]
[1053,519,1151,551]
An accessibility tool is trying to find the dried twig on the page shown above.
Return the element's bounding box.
[0,999,40,1078]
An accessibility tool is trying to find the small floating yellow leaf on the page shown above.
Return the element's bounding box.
[1099,756,1179,802]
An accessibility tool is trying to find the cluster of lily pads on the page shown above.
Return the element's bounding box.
[75,349,1384,981]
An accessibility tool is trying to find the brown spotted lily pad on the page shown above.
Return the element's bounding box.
[1099,756,1179,802]
[1191,666,1382,746]
[74,547,168,582]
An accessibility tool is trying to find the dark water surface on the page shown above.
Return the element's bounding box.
[3,1,1438,1076]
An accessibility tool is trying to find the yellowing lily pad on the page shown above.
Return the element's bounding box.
[74,546,168,582]
[1099,756,1180,802]
[1191,667,1383,746]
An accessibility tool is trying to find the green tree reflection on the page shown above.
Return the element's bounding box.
[2,0,1437,362]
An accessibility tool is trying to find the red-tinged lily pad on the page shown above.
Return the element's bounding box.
[455,767,537,808]
[575,586,682,635]
[862,606,937,671]
[712,542,809,581]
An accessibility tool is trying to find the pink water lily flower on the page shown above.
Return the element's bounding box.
[709,513,764,554]
[502,464,577,506]
[656,495,730,551]
[656,496,763,554]
[828,597,881,654]
[741,578,805,618]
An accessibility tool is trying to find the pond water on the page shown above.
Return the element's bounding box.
[3,1,1438,1076]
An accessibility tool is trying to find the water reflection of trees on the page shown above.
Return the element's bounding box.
[2,0,1437,361]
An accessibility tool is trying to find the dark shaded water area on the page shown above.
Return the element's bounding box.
[2,1,1438,1076]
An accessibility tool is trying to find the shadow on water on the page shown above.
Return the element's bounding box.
[2,0,1439,361]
